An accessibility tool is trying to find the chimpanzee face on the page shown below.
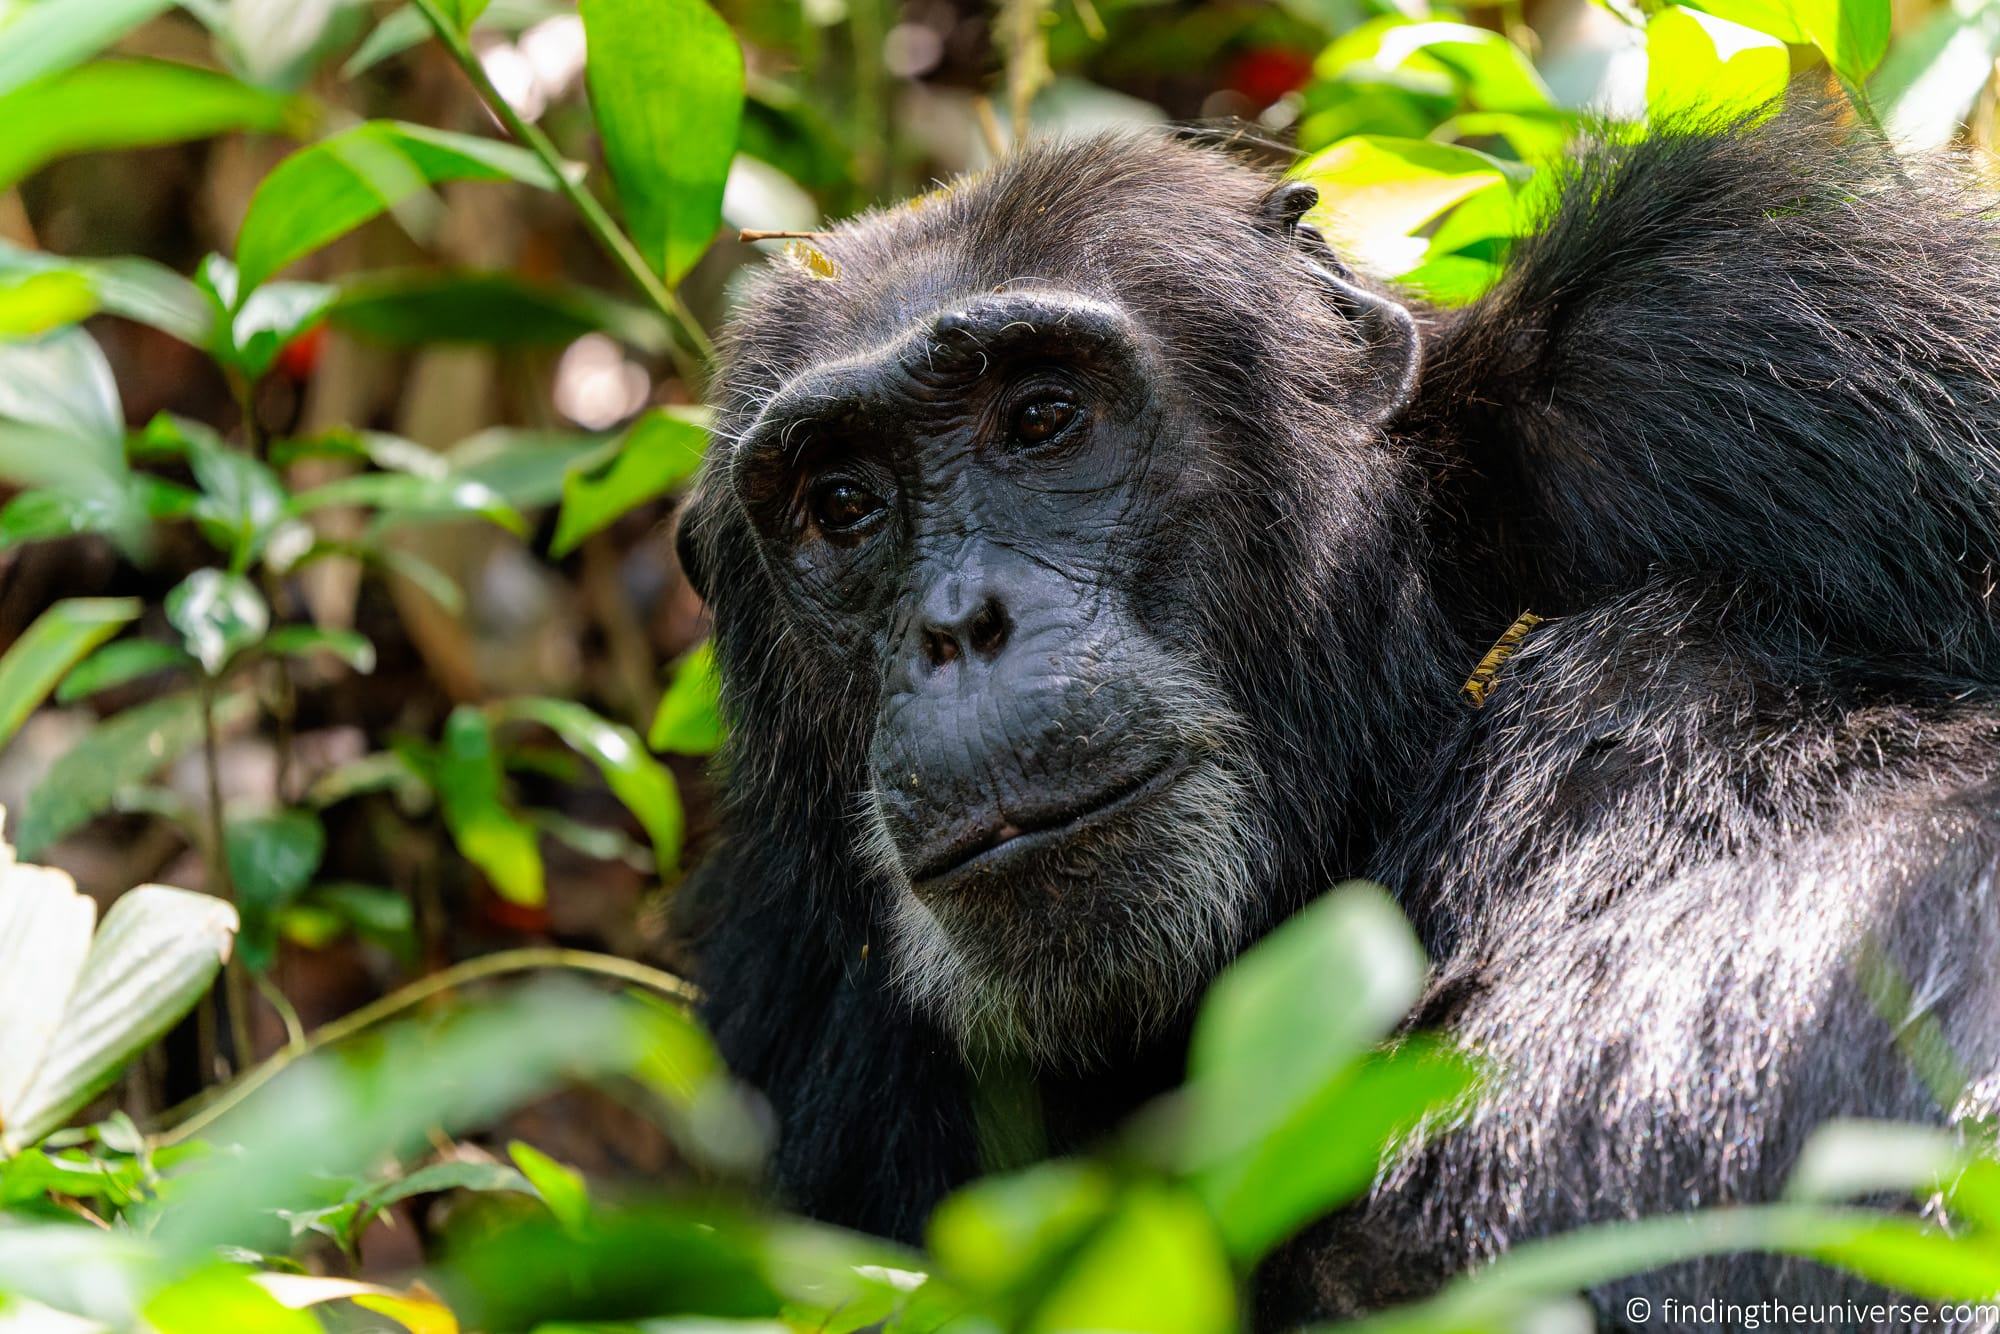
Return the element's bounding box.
[722,286,1267,1064]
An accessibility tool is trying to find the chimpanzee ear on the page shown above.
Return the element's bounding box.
[1256,180,1421,427]
[673,481,715,603]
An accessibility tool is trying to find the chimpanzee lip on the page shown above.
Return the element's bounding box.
[911,754,1191,888]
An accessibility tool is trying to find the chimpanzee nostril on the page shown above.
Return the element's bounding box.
[917,594,1011,670]
[967,598,1010,659]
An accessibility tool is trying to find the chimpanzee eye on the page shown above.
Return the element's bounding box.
[1011,397,1078,445]
[807,479,884,532]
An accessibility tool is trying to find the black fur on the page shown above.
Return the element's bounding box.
[676,97,2000,1327]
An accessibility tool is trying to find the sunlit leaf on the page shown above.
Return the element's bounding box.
[0,244,214,347]
[166,569,271,675]
[437,706,544,905]
[1796,0,1890,85]
[0,598,138,751]
[508,1141,589,1232]
[929,1160,1115,1297]
[1314,18,1553,114]
[0,59,302,191]
[580,0,745,284]
[146,1264,318,1334]
[0,326,121,456]
[1647,7,1788,119]
[488,697,683,874]
[0,0,177,99]
[0,270,95,337]
[1030,1183,1235,1334]
[234,121,563,291]
[552,407,708,555]
[1292,137,1517,277]
[649,641,727,756]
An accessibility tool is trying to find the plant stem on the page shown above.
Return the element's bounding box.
[408,0,713,388]
[199,678,257,1073]
[150,946,700,1147]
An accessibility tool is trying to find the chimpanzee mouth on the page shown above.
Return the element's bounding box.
[909,755,1192,888]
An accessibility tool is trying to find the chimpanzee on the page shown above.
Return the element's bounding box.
[672,95,2000,1326]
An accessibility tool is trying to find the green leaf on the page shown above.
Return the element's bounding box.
[0,244,214,346]
[285,882,416,960]
[450,427,606,511]
[0,0,177,99]
[438,706,544,905]
[226,809,327,971]
[0,269,95,336]
[1785,1119,1964,1202]
[1183,882,1427,1167]
[166,569,271,675]
[294,471,527,535]
[508,1141,589,1232]
[145,1265,317,1334]
[234,120,563,291]
[14,691,253,857]
[57,637,193,702]
[0,58,302,192]
[444,0,495,29]
[1030,1183,1235,1334]
[580,0,744,284]
[552,407,708,555]
[342,0,565,77]
[1292,136,1518,277]
[0,597,138,751]
[0,876,239,1154]
[649,640,726,755]
[1315,18,1554,114]
[0,325,122,454]
[1873,0,2000,148]
[930,1160,1116,1297]
[1797,0,1890,85]
[1683,0,1809,41]
[1647,7,1789,119]
[327,268,667,350]
[489,697,684,875]
[263,625,377,674]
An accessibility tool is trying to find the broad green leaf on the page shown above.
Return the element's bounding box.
[194,253,337,378]
[226,809,327,970]
[929,1160,1115,1297]
[171,416,294,567]
[146,1265,318,1334]
[438,706,544,905]
[580,0,745,284]
[3,881,238,1153]
[0,270,94,336]
[1873,0,2000,148]
[1195,1039,1477,1259]
[1029,1184,1235,1334]
[0,59,302,191]
[552,407,707,555]
[0,244,214,347]
[1293,137,1517,277]
[0,326,122,456]
[327,269,667,350]
[57,637,193,702]
[166,569,271,675]
[294,471,526,535]
[0,598,138,750]
[649,640,726,755]
[508,1140,589,1232]
[14,691,253,856]
[1314,18,1554,114]
[1647,7,1789,119]
[0,0,177,99]
[450,427,606,511]
[263,625,377,674]
[203,0,372,91]
[489,697,683,874]
[1796,0,1890,85]
[234,121,562,290]
[284,882,417,961]
[1184,882,1426,1167]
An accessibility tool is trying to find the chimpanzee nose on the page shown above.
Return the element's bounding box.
[920,592,1012,669]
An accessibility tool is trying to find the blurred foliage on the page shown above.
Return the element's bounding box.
[0,0,1997,1327]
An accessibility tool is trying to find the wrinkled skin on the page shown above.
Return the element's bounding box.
[675,102,2000,1329]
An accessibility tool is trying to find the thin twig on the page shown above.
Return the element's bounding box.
[738,228,831,242]
[973,97,1008,160]
[408,0,713,388]
[151,947,701,1147]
